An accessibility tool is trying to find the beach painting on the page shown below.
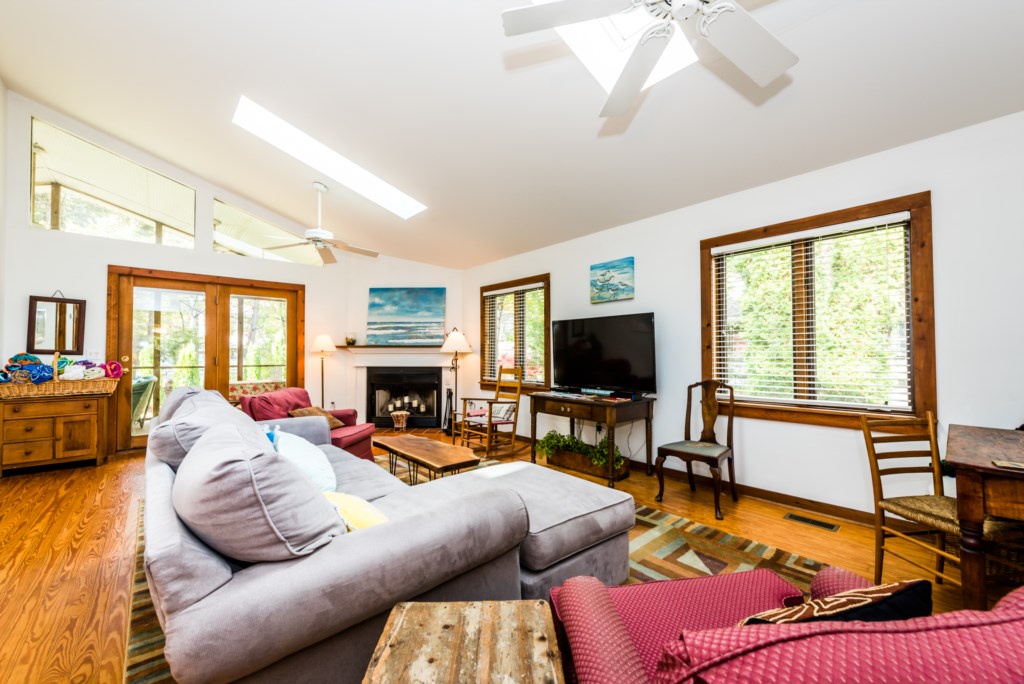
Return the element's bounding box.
[366,287,446,345]
[590,257,635,303]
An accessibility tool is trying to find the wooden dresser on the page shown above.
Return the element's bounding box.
[0,394,110,477]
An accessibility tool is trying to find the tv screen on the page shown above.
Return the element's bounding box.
[552,312,657,394]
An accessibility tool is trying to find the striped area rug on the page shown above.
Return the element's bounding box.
[124,504,826,681]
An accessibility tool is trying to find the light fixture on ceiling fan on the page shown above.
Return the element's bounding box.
[502,0,799,117]
[264,182,379,264]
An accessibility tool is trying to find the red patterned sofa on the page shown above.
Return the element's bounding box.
[239,387,376,460]
[551,568,1024,683]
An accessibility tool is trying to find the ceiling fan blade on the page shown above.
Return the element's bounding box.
[600,23,674,118]
[326,238,379,259]
[263,241,307,251]
[317,245,338,265]
[502,0,634,36]
[696,1,797,87]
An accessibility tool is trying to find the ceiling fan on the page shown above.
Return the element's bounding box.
[265,182,379,264]
[502,0,799,117]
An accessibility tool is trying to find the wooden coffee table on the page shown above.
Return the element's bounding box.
[363,600,564,683]
[373,434,481,484]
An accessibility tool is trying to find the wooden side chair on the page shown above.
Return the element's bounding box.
[862,411,1024,586]
[452,367,523,457]
[655,380,737,520]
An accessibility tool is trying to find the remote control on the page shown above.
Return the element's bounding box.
[991,460,1024,471]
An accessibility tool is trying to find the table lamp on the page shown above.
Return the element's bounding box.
[440,328,472,434]
[311,334,337,407]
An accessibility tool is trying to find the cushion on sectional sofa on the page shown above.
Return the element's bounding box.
[655,589,1024,684]
[276,430,337,492]
[150,391,260,469]
[808,565,875,600]
[288,405,344,429]
[156,386,218,425]
[172,424,345,562]
[739,579,931,625]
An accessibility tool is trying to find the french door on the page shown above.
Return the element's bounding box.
[107,267,304,452]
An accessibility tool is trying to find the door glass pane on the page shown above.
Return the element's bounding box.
[229,295,288,402]
[132,287,206,435]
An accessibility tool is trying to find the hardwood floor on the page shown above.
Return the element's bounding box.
[0,430,982,680]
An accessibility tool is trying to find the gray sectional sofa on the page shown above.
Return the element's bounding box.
[144,387,635,682]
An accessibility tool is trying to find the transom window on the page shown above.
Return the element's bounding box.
[480,275,550,387]
[30,118,196,246]
[701,193,936,428]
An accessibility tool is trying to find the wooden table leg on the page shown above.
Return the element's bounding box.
[645,406,653,476]
[957,470,988,609]
[530,406,537,464]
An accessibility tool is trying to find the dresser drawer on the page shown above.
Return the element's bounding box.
[3,418,54,443]
[4,398,100,419]
[3,440,54,465]
[540,400,600,421]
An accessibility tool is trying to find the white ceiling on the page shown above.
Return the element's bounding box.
[1,1,1022,269]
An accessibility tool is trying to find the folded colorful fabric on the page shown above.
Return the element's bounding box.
[56,356,73,372]
[0,370,9,383]
[75,360,96,368]
[83,367,106,380]
[28,365,54,384]
[103,361,124,378]
[11,369,31,384]
[8,353,41,366]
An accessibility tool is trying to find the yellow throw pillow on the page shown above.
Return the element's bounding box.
[288,406,344,430]
[323,491,389,531]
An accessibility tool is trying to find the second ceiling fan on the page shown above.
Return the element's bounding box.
[502,0,799,117]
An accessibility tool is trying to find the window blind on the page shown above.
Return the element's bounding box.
[712,221,912,411]
[482,281,546,384]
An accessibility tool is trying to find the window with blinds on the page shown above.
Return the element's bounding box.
[712,219,914,412]
[480,275,550,386]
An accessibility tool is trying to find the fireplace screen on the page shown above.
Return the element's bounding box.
[366,366,443,428]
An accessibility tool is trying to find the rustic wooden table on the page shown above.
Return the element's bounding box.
[373,434,481,483]
[363,600,564,683]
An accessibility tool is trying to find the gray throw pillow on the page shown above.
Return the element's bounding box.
[149,393,260,470]
[172,424,345,562]
[157,386,219,425]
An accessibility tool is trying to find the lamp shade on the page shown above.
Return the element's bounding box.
[440,328,472,354]
[311,334,337,354]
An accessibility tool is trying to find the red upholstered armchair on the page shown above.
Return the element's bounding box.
[239,387,376,460]
[550,568,1024,683]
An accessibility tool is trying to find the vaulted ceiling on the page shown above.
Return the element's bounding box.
[1,1,1022,268]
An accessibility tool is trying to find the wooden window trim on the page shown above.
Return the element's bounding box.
[700,191,936,429]
[479,273,551,391]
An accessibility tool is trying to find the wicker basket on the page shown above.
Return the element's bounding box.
[0,377,119,399]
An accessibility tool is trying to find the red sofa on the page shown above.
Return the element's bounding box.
[238,387,376,460]
[551,568,1024,683]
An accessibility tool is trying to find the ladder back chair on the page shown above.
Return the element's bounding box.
[452,367,523,457]
[655,380,736,520]
[861,411,1024,586]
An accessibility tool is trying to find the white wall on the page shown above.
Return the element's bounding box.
[0,77,7,342]
[462,110,1024,514]
[1,92,459,414]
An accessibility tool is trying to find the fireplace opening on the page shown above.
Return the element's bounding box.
[366,366,443,428]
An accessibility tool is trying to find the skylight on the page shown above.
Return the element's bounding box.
[550,3,698,93]
[232,96,426,220]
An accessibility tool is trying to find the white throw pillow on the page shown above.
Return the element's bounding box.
[276,430,337,492]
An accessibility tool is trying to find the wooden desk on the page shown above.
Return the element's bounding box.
[530,394,655,487]
[946,424,1024,610]
[363,600,563,683]
[373,434,480,484]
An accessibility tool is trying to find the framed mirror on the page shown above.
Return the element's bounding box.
[27,295,86,355]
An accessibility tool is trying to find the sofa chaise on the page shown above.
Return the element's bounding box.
[144,387,634,682]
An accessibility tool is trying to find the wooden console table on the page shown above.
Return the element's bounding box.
[530,394,655,487]
[946,424,1024,610]
[363,600,563,683]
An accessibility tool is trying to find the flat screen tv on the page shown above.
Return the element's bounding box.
[552,312,657,395]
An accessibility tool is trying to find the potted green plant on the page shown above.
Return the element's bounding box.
[534,430,629,481]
